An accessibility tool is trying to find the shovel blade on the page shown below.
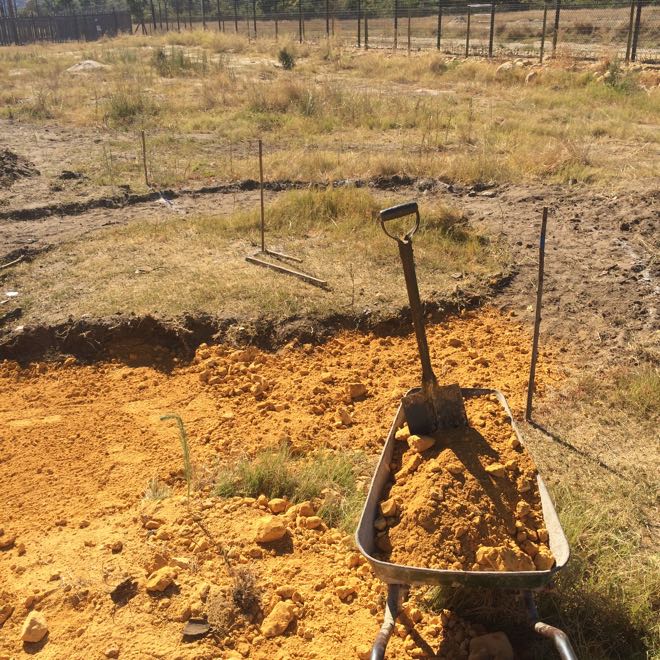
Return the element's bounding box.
[403,383,468,435]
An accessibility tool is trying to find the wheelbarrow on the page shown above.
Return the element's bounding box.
[354,202,576,659]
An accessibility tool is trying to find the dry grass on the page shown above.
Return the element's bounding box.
[0,34,656,192]
[11,187,506,326]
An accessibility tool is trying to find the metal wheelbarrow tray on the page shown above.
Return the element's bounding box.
[356,388,576,659]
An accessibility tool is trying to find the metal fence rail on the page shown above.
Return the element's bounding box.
[0,10,132,45]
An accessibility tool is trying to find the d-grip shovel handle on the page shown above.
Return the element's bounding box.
[379,201,437,389]
[379,202,420,241]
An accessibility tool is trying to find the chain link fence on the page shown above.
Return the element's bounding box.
[132,0,659,62]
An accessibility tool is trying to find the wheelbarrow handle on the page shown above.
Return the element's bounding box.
[379,202,420,241]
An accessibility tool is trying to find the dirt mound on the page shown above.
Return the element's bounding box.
[0,309,558,658]
[377,396,553,572]
[0,150,39,186]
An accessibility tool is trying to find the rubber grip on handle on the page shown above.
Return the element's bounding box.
[379,201,419,221]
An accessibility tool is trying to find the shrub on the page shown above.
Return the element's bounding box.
[278,47,295,70]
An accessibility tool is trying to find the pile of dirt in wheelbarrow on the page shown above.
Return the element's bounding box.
[375,395,554,572]
[0,149,39,186]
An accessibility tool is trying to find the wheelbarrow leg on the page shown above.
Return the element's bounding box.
[524,592,578,660]
[371,584,406,660]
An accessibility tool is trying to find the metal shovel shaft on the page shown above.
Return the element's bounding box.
[397,238,437,389]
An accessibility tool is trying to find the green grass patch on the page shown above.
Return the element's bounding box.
[215,445,367,532]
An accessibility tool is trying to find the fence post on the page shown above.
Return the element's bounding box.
[274,0,278,39]
[488,1,495,58]
[201,0,205,29]
[165,0,169,31]
[357,0,361,47]
[436,0,442,50]
[539,1,547,63]
[364,11,368,49]
[216,0,221,31]
[187,0,192,29]
[465,5,471,58]
[298,0,302,42]
[150,0,157,30]
[233,0,238,31]
[393,0,398,50]
[407,10,410,54]
[252,0,256,36]
[625,0,635,62]
[325,0,329,37]
[551,0,560,56]
[631,0,642,62]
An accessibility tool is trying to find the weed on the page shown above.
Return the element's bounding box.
[105,86,157,126]
[278,47,295,70]
[144,477,171,500]
[232,567,261,613]
[160,414,193,498]
[215,446,367,531]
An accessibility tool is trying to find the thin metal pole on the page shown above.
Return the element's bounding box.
[141,130,149,188]
[488,1,495,58]
[259,139,265,253]
[364,11,368,49]
[436,0,442,50]
[540,2,547,63]
[631,0,642,62]
[252,0,256,36]
[525,207,548,422]
[233,0,238,32]
[325,0,329,37]
[465,6,471,58]
[298,0,302,43]
[551,0,560,56]
[625,0,635,63]
[201,0,205,29]
[216,0,221,31]
[274,0,278,39]
[357,0,360,47]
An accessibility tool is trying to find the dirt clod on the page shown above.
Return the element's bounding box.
[261,601,295,638]
[0,150,39,187]
[254,516,288,543]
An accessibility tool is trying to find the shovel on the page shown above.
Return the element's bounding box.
[380,201,468,435]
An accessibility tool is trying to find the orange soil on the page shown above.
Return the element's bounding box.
[0,308,557,659]
[378,396,553,572]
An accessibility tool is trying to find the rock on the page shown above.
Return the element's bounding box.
[104,646,120,658]
[469,631,513,660]
[446,463,464,475]
[320,372,334,383]
[395,425,410,441]
[254,516,287,543]
[379,498,398,518]
[0,603,14,626]
[516,501,531,518]
[268,498,288,514]
[485,463,506,478]
[171,602,192,622]
[448,337,463,348]
[303,516,323,530]
[395,454,422,481]
[336,408,354,426]
[408,434,435,453]
[496,61,514,74]
[509,436,521,450]
[109,540,123,554]
[0,533,16,549]
[475,545,534,572]
[20,610,48,643]
[347,383,367,400]
[261,601,295,638]
[67,59,109,73]
[356,645,372,660]
[533,546,555,571]
[146,567,177,593]
[335,583,357,601]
